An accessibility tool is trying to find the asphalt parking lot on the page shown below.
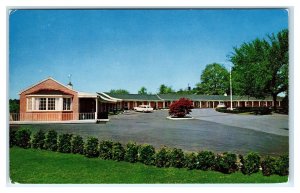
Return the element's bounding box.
[11,109,289,156]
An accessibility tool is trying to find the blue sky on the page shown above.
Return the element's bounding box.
[9,9,288,99]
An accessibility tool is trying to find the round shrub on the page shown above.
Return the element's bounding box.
[261,156,277,176]
[15,128,31,149]
[275,154,289,176]
[84,137,99,158]
[240,152,261,175]
[169,98,193,118]
[58,133,72,153]
[31,130,46,149]
[9,129,17,148]
[214,152,238,174]
[185,152,197,170]
[44,130,58,151]
[138,144,155,165]
[196,150,215,170]
[155,146,171,168]
[124,141,139,163]
[169,148,185,168]
[112,142,125,161]
[71,135,84,154]
[99,140,113,160]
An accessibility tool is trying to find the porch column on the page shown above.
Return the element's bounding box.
[156,102,158,109]
[279,101,281,107]
[259,101,261,107]
[212,101,215,108]
[200,101,202,108]
[238,101,240,107]
[252,101,254,107]
[163,101,165,108]
[95,98,98,120]
[193,101,195,107]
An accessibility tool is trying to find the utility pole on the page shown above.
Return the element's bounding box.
[229,67,233,110]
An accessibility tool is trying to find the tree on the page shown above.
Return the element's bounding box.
[169,98,193,118]
[109,89,130,94]
[158,84,174,94]
[197,63,230,95]
[230,29,288,109]
[138,86,148,95]
[9,99,20,113]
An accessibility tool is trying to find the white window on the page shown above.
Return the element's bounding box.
[63,98,71,110]
[27,96,72,111]
[48,98,56,110]
[39,98,47,110]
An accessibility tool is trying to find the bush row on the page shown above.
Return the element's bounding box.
[216,107,272,115]
[10,128,288,176]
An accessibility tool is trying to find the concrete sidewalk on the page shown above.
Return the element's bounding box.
[191,109,289,136]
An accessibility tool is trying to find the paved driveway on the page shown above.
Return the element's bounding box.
[11,109,289,156]
[190,109,289,136]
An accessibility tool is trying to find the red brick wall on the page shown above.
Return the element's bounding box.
[19,78,78,121]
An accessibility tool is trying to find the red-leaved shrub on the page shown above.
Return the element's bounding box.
[169,98,193,118]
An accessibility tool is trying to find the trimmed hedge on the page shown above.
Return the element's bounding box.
[58,133,72,153]
[261,154,289,176]
[84,137,99,158]
[9,129,289,176]
[124,141,139,163]
[31,130,46,149]
[44,130,58,151]
[71,135,84,154]
[112,142,125,161]
[261,156,277,176]
[240,152,261,175]
[185,152,197,170]
[215,152,238,174]
[155,146,171,168]
[216,107,272,115]
[15,128,31,149]
[275,154,289,176]
[169,148,185,168]
[138,144,155,165]
[196,150,215,171]
[99,140,113,160]
[9,130,17,148]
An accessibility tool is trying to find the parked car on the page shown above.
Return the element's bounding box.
[134,105,154,112]
[216,102,226,108]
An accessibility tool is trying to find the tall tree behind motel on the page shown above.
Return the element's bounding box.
[196,63,230,95]
[230,29,288,110]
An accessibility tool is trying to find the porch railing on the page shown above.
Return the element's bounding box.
[10,112,96,122]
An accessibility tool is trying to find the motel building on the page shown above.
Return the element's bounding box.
[10,77,282,124]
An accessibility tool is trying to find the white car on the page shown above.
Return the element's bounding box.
[216,102,226,108]
[134,105,154,112]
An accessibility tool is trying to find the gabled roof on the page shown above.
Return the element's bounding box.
[19,77,77,94]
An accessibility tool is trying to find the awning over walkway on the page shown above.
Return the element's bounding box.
[97,92,120,103]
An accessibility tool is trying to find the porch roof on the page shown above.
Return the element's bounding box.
[78,92,97,98]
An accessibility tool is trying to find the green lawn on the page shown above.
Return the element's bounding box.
[9,147,288,184]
